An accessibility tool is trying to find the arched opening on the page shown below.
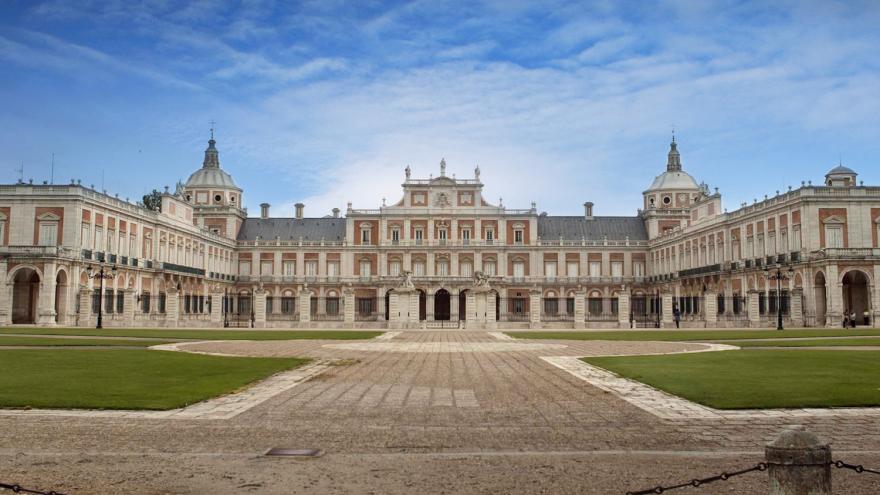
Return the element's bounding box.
[434,288,451,320]
[384,289,392,321]
[458,289,468,321]
[814,272,827,326]
[418,289,426,321]
[842,270,870,325]
[12,268,40,324]
[492,290,500,321]
[55,270,68,324]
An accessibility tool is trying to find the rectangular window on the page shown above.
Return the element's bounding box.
[260,261,273,275]
[283,261,295,276]
[391,229,400,242]
[460,261,473,278]
[589,261,601,277]
[360,260,371,277]
[81,224,90,249]
[633,262,645,277]
[239,261,251,276]
[306,260,318,276]
[361,229,370,244]
[485,229,494,242]
[544,261,557,278]
[514,230,523,244]
[437,261,448,276]
[513,262,525,278]
[414,229,423,245]
[389,260,401,276]
[39,222,58,246]
[95,227,103,252]
[792,227,801,251]
[438,229,447,240]
[413,261,426,276]
[611,261,623,278]
[566,261,578,277]
[461,229,471,245]
[281,297,295,314]
[129,234,137,257]
[483,261,496,276]
[327,261,340,277]
[825,225,843,248]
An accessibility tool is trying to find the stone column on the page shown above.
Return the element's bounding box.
[574,289,585,329]
[343,288,355,325]
[748,289,761,327]
[165,287,179,327]
[765,426,831,495]
[210,289,223,325]
[704,290,717,327]
[123,289,135,327]
[450,289,459,322]
[299,288,312,324]
[0,258,9,325]
[78,286,92,328]
[825,264,842,327]
[617,290,631,329]
[36,261,57,325]
[388,290,401,327]
[529,288,542,329]
[254,288,267,328]
[486,291,497,330]
[409,290,420,327]
[661,291,673,328]
[790,288,805,327]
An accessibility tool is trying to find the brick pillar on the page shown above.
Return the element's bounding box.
[210,289,223,325]
[617,290,630,329]
[78,286,92,327]
[529,289,542,329]
[574,289,585,329]
[124,289,136,327]
[704,290,718,326]
[343,288,355,325]
[748,290,761,327]
[790,288,804,327]
[299,288,312,324]
[165,288,179,327]
[661,291,674,328]
[254,288,267,328]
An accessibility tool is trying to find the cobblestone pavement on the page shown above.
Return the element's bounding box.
[2,331,880,494]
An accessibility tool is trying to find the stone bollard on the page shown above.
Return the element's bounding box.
[765,425,831,494]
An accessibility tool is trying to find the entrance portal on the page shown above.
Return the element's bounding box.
[814,272,827,326]
[434,289,451,320]
[12,268,40,324]
[842,270,870,325]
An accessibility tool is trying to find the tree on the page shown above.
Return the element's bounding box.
[140,189,162,211]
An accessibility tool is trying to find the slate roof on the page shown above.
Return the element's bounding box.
[237,218,346,241]
[537,216,647,241]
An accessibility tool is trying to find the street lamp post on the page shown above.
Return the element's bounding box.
[764,263,794,330]
[86,263,117,329]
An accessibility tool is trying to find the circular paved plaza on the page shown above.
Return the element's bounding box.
[2,331,879,494]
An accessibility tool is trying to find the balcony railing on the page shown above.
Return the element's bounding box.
[160,262,206,277]
[1,245,72,257]
[811,248,880,259]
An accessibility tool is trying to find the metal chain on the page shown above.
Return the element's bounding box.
[0,482,66,495]
[832,459,880,476]
[625,462,767,495]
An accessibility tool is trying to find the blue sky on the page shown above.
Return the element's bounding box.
[1,0,879,217]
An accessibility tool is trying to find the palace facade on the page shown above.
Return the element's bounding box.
[1,135,878,329]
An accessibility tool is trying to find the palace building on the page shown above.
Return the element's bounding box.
[1,135,877,329]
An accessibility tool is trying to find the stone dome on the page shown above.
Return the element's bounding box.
[646,170,700,191]
[184,138,241,190]
[826,164,856,176]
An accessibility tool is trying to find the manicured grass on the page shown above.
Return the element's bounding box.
[0,349,308,410]
[722,337,880,347]
[0,336,174,347]
[508,329,880,342]
[0,327,382,341]
[582,350,880,409]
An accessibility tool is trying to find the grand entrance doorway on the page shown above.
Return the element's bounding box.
[12,268,40,324]
[842,270,870,325]
[814,272,827,326]
[434,289,451,320]
[55,270,68,324]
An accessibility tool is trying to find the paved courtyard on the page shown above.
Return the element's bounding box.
[2,331,880,494]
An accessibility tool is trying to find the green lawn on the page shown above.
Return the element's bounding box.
[0,349,308,410]
[0,327,382,341]
[508,329,880,342]
[0,336,174,347]
[583,350,880,409]
[722,337,880,347]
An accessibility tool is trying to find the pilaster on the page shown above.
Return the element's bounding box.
[790,287,805,327]
[661,291,673,328]
[78,286,92,327]
[704,290,718,326]
[573,289,585,329]
[618,289,631,328]
[36,260,57,325]
[254,288,267,328]
[165,287,179,327]
[210,289,223,325]
[343,288,355,324]
[748,290,761,327]
[123,289,136,327]
[299,288,312,323]
[529,288,542,329]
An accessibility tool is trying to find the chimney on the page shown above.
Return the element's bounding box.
[260,203,270,219]
[332,207,340,218]
[584,201,594,219]
[295,202,304,219]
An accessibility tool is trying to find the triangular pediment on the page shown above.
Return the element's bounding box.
[822,215,845,225]
[37,212,61,222]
